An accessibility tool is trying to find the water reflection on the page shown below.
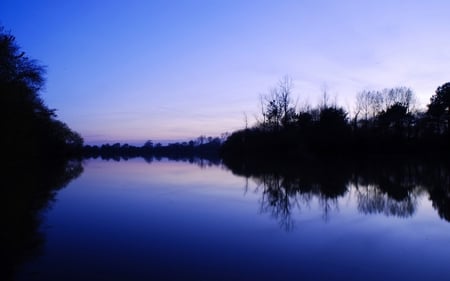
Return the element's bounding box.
[224,158,450,230]
[9,157,450,281]
[354,184,421,218]
[92,153,222,168]
[1,159,83,280]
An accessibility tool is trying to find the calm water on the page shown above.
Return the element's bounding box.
[16,158,450,281]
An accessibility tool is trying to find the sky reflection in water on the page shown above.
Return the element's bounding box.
[17,158,450,281]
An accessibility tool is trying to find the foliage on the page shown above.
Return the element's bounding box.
[259,76,296,130]
[427,82,450,135]
[222,79,450,161]
[0,27,83,160]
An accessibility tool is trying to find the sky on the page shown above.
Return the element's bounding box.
[1,0,450,144]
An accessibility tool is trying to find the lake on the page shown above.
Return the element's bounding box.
[15,158,450,280]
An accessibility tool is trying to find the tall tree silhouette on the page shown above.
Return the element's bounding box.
[427,82,450,135]
[0,26,83,160]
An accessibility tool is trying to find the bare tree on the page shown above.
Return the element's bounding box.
[243,112,248,129]
[260,76,296,130]
[355,90,383,122]
[382,87,415,113]
[278,75,294,126]
[356,90,371,121]
[258,94,267,127]
[356,87,414,125]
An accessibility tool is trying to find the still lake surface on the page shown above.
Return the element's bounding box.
[17,158,450,280]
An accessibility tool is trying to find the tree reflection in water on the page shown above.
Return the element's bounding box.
[353,184,421,218]
[225,158,450,230]
[1,159,83,280]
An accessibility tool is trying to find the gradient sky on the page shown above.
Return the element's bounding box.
[1,0,450,144]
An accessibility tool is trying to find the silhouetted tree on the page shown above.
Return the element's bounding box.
[376,103,412,137]
[260,76,296,130]
[355,90,383,124]
[0,26,83,160]
[382,87,415,112]
[144,140,154,148]
[221,76,449,159]
[318,106,349,133]
[355,87,415,126]
[309,105,351,153]
[427,82,450,135]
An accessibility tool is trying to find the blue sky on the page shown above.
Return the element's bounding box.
[1,0,450,144]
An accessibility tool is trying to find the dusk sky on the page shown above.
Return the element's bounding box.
[1,0,450,144]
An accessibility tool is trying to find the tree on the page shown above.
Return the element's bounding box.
[144,140,154,148]
[382,87,415,113]
[260,76,296,130]
[355,90,383,122]
[0,26,83,159]
[377,103,411,136]
[427,82,450,135]
[317,105,350,144]
[355,87,414,125]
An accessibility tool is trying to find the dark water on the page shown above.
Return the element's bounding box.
[14,158,450,281]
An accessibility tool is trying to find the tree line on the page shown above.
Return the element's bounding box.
[83,135,224,162]
[221,76,450,161]
[4,22,448,164]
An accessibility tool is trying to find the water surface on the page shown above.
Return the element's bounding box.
[16,158,450,281]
